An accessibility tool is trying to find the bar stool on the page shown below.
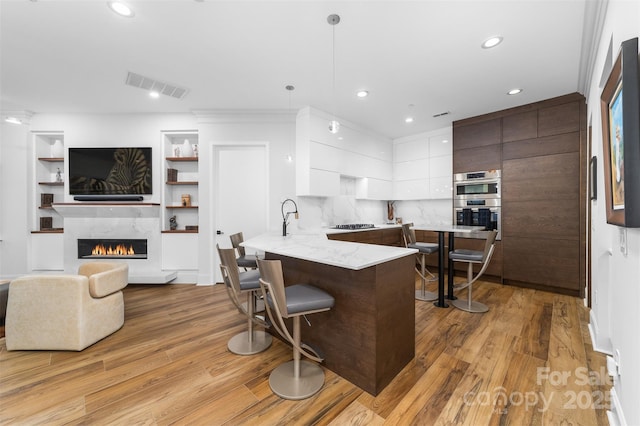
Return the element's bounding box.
[217,245,272,355]
[449,230,498,313]
[230,232,258,270]
[401,223,439,301]
[256,258,335,400]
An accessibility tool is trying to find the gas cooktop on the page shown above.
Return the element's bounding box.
[332,223,376,230]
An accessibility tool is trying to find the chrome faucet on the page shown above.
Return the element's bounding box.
[281,198,299,236]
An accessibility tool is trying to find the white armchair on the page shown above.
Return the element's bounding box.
[5,262,129,351]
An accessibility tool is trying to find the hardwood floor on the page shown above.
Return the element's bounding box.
[0,277,610,425]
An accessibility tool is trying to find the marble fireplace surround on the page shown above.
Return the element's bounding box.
[52,203,176,284]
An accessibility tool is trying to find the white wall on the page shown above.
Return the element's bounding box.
[0,120,30,279]
[194,111,297,284]
[586,1,640,424]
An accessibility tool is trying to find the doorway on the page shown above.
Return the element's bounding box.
[213,144,269,283]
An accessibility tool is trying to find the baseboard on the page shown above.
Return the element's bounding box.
[608,387,628,426]
[588,309,614,355]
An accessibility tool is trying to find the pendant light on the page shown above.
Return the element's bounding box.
[285,85,295,163]
[327,14,341,134]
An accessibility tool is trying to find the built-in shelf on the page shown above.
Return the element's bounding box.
[39,182,64,186]
[39,206,54,210]
[166,181,198,185]
[31,229,64,234]
[161,230,198,234]
[166,157,198,162]
[37,157,64,162]
[166,206,198,209]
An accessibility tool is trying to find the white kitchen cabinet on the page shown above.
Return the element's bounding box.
[429,155,452,179]
[308,169,340,196]
[296,107,393,198]
[393,179,430,200]
[394,138,429,163]
[429,176,453,199]
[394,158,429,181]
[356,178,393,200]
[309,141,342,172]
[393,128,452,200]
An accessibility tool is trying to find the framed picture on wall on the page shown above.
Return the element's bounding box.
[600,37,640,227]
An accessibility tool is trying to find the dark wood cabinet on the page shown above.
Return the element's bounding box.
[453,144,502,173]
[538,101,581,137]
[453,118,501,150]
[502,110,537,142]
[453,93,586,297]
[503,132,579,160]
[327,228,403,247]
[503,236,580,294]
[452,117,502,173]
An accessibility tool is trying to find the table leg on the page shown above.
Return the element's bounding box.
[447,232,457,300]
[433,231,448,308]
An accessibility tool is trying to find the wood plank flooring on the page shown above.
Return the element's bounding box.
[0,277,610,425]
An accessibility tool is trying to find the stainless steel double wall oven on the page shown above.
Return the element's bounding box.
[454,170,501,239]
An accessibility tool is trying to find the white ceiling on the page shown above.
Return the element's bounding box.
[0,0,591,139]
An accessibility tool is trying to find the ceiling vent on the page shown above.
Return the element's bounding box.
[125,72,188,100]
[432,111,451,118]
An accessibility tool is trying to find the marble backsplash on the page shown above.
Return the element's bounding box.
[295,197,453,229]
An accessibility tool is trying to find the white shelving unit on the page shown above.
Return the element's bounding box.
[33,132,65,233]
[31,131,65,271]
[162,131,199,233]
[160,131,199,280]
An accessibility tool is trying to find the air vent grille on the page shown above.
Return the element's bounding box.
[432,111,451,118]
[125,72,188,100]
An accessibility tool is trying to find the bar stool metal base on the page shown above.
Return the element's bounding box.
[269,360,325,400]
[451,299,489,313]
[415,289,438,301]
[227,331,272,355]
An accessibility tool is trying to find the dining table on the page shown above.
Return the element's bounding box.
[411,225,486,308]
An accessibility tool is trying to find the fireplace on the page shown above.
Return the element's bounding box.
[78,239,148,260]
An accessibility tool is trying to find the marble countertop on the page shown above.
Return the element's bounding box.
[242,231,417,270]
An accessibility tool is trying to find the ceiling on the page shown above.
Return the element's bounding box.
[0,0,591,139]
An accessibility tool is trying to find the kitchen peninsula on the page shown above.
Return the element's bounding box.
[242,232,417,395]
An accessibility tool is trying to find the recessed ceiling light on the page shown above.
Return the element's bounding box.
[507,88,523,95]
[107,1,134,17]
[405,117,414,124]
[149,91,160,99]
[356,90,369,98]
[5,117,22,125]
[442,139,449,144]
[481,36,503,49]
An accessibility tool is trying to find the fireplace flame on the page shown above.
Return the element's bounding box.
[91,243,135,256]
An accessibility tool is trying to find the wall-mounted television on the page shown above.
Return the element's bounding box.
[69,147,152,196]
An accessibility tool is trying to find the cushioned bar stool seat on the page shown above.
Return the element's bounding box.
[449,230,498,313]
[257,258,335,400]
[402,223,439,301]
[230,232,258,270]
[218,245,271,355]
